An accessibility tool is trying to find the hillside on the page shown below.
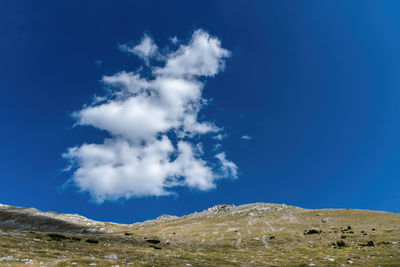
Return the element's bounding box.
[0,203,399,266]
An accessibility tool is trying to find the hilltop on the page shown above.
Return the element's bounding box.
[0,203,399,266]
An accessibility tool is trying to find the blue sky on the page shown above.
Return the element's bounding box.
[1,1,400,223]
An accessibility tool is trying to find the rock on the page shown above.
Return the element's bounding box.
[304,229,320,235]
[347,259,354,264]
[86,238,99,244]
[105,254,118,259]
[207,204,234,213]
[146,239,161,244]
[47,233,67,241]
[149,245,162,250]
[124,232,132,236]
[323,256,335,262]
[0,256,14,261]
[336,240,346,247]
[155,214,179,222]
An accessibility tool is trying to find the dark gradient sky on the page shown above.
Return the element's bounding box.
[1,1,399,223]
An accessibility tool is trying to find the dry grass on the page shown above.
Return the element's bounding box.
[0,204,399,266]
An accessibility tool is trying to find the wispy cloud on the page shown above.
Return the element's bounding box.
[119,34,159,64]
[213,133,227,141]
[241,135,252,140]
[169,36,179,45]
[63,30,237,203]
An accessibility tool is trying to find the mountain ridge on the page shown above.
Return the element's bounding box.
[2,202,396,229]
[0,202,399,266]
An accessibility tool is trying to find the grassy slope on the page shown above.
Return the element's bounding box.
[0,203,399,266]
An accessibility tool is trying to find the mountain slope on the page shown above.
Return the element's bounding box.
[0,203,399,266]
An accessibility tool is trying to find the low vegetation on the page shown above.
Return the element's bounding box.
[0,203,399,266]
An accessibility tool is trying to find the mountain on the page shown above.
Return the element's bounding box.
[0,203,399,266]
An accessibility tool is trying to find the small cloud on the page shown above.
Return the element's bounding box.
[91,95,107,105]
[215,152,238,179]
[154,30,231,77]
[241,135,252,140]
[213,143,222,152]
[213,133,227,141]
[170,36,179,45]
[95,60,102,67]
[119,34,159,64]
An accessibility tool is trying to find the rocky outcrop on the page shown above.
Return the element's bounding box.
[0,203,118,233]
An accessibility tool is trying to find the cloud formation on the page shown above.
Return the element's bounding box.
[64,30,237,203]
[119,34,158,64]
[241,135,252,140]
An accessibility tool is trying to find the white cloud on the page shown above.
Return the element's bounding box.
[102,71,151,95]
[64,137,175,202]
[155,30,231,77]
[172,141,215,190]
[119,34,159,64]
[213,133,227,141]
[241,135,252,140]
[64,29,237,203]
[215,152,238,179]
[170,36,179,45]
